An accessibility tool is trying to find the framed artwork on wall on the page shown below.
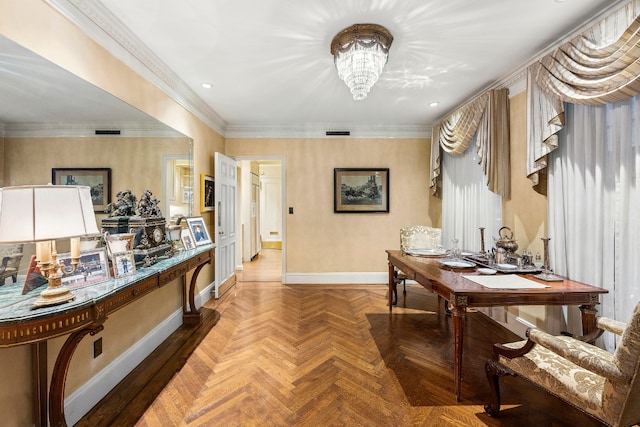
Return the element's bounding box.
[52,168,111,212]
[201,174,214,212]
[334,168,389,213]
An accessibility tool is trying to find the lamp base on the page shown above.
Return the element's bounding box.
[33,284,75,308]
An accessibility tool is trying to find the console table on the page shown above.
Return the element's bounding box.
[386,249,608,401]
[0,244,214,427]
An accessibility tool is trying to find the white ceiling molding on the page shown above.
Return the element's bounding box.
[3,122,186,138]
[224,124,431,139]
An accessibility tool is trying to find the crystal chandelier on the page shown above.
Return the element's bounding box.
[330,23,393,101]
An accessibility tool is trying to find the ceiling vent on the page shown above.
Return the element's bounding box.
[326,130,350,136]
[95,129,121,135]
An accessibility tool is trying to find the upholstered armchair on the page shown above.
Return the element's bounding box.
[0,243,24,285]
[393,226,442,304]
[485,303,640,427]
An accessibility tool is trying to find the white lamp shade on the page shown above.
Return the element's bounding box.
[0,185,100,243]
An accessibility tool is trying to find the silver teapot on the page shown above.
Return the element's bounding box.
[495,226,518,253]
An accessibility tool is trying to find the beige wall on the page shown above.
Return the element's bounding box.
[502,91,547,256]
[227,137,434,273]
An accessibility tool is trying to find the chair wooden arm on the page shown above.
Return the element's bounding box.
[492,337,536,360]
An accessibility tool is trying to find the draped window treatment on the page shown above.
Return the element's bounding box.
[430,89,510,198]
[441,136,503,254]
[528,0,640,193]
[548,99,640,350]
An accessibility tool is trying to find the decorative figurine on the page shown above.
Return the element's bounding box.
[137,190,162,218]
[104,189,137,217]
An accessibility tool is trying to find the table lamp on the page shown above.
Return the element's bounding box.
[0,185,100,307]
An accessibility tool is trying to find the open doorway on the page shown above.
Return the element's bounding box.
[236,157,284,282]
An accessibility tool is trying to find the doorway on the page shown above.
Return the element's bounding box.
[236,157,284,282]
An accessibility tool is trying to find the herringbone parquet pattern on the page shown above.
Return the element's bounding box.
[128,250,604,427]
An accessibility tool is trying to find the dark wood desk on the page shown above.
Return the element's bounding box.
[0,244,214,427]
[386,249,608,401]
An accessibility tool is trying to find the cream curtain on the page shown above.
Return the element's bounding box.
[548,99,640,350]
[430,89,510,198]
[528,0,640,192]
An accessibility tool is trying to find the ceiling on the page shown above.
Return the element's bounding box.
[0,0,628,137]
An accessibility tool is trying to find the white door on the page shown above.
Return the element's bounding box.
[214,152,237,298]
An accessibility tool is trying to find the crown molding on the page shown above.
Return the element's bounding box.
[225,123,431,139]
[2,122,186,138]
[46,0,227,136]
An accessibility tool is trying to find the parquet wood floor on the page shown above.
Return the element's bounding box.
[78,250,606,426]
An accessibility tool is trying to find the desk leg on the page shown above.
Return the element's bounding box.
[451,303,465,402]
[388,261,394,311]
[579,304,598,343]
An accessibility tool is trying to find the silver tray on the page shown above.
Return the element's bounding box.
[463,255,542,274]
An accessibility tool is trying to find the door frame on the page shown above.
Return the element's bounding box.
[233,155,286,283]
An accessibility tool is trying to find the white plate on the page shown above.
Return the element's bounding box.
[405,248,448,257]
[496,263,517,270]
[440,260,475,269]
[477,268,497,275]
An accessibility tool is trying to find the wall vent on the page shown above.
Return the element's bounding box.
[95,129,121,135]
[325,130,350,136]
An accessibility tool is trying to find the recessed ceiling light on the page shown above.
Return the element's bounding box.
[201,82,212,89]
[429,101,439,107]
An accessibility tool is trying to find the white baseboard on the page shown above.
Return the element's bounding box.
[65,282,215,425]
[284,272,387,284]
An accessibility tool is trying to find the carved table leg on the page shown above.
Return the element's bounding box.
[579,304,598,343]
[32,341,47,427]
[451,300,466,401]
[49,325,104,427]
[183,261,209,325]
[388,262,395,310]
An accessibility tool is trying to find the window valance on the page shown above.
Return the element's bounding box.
[430,89,510,198]
[527,0,640,193]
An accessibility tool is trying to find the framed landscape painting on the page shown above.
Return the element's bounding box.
[52,168,111,212]
[334,168,389,213]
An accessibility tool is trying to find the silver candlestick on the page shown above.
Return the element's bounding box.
[479,227,486,255]
[533,237,563,281]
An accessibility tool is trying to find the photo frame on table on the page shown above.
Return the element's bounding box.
[104,232,135,257]
[201,174,215,212]
[111,251,136,278]
[186,216,212,246]
[51,168,111,212]
[181,228,196,250]
[334,168,389,213]
[59,248,110,288]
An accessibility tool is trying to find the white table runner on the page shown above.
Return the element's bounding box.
[462,274,551,289]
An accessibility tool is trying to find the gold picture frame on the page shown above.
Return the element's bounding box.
[201,174,214,212]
